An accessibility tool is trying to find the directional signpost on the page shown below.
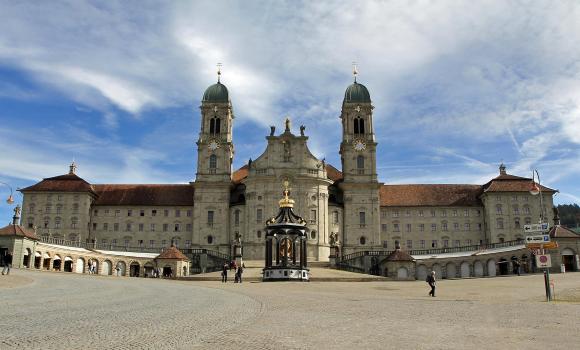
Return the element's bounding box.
[523,221,553,301]
[523,223,550,234]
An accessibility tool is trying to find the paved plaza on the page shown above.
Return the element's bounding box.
[1,270,579,350]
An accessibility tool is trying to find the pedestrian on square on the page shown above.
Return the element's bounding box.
[222,263,228,283]
[426,271,436,297]
[513,260,521,276]
[236,265,243,283]
[2,251,13,275]
[88,261,92,274]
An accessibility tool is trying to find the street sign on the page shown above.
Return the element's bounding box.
[526,241,558,250]
[536,254,552,268]
[525,235,550,244]
[523,223,550,233]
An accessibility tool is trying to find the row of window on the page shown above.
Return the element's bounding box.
[28,194,81,202]
[497,217,532,229]
[93,222,193,233]
[496,195,530,202]
[495,204,532,215]
[29,203,80,214]
[380,222,483,232]
[94,209,192,218]
[30,216,80,229]
[381,209,482,218]
[358,238,479,248]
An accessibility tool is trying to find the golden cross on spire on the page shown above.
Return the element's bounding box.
[217,63,222,83]
[352,61,358,83]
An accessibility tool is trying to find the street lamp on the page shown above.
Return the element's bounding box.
[529,169,551,301]
[0,182,14,204]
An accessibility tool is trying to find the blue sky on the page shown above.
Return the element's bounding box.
[1,1,580,223]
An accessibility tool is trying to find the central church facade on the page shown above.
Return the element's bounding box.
[19,76,556,262]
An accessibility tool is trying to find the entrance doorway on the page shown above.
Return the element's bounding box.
[34,252,42,269]
[130,262,140,277]
[561,248,576,272]
[63,257,73,272]
[498,259,509,275]
[23,249,31,268]
[162,266,173,278]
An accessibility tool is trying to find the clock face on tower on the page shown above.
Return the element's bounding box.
[208,139,220,151]
[353,139,366,151]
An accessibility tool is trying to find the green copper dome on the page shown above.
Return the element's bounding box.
[202,82,229,103]
[344,82,371,103]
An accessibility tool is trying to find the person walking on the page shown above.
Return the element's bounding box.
[236,265,243,284]
[426,271,436,297]
[2,251,13,275]
[222,263,228,283]
[513,260,521,276]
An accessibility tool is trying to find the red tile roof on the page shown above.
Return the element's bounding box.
[483,173,556,193]
[19,174,96,195]
[0,224,39,240]
[549,226,580,239]
[385,249,414,262]
[155,246,189,260]
[93,184,194,206]
[380,184,483,207]
[232,164,343,184]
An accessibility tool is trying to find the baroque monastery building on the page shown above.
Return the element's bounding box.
[19,75,557,262]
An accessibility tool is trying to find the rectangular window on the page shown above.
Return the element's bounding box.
[464,209,469,217]
[126,223,132,231]
[466,239,472,246]
[310,209,317,224]
[149,240,155,247]
[406,223,411,232]
[478,223,482,231]
[208,210,215,226]
[418,210,424,217]
[124,239,130,247]
[392,210,399,218]
[381,224,387,232]
[94,210,98,216]
[442,223,448,231]
[92,223,97,230]
[496,205,502,215]
[359,212,366,227]
[150,223,156,231]
[430,210,436,217]
[114,223,119,232]
[431,223,437,231]
[101,239,107,244]
[441,210,447,217]
[454,223,459,230]
[234,211,240,226]
[513,207,520,215]
[174,224,180,232]
[419,224,425,232]
[187,210,192,217]
[420,240,425,249]
[393,223,400,232]
[476,210,481,217]
[104,209,109,215]
[512,195,517,201]
[140,210,144,217]
[161,240,167,247]
[256,209,262,223]
[464,223,470,231]
[127,209,132,217]
[333,211,339,224]
[453,240,460,247]
[185,240,191,248]
[112,239,117,245]
[382,241,388,249]
[163,223,168,232]
[186,224,192,232]
[115,210,120,217]
[431,240,438,248]
[152,209,157,217]
[452,210,457,217]
[405,210,411,217]
[176,209,181,217]
[164,209,169,217]
[406,240,412,249]
[103,223,108,231]
[57,195,62,201]
[139,223,144,232]
[443,240,449,247]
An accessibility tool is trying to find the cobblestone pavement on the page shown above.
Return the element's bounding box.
[1,270,579,350]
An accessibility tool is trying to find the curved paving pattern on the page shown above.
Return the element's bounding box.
[1,270,580,349]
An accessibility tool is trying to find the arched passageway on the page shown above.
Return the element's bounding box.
[432,264,442,278]
[101,260,112,275]
[34,251,42,269]
[116,261,126,276]
[42,253,51,270]
[75,258,85,273]
[445,263,456,279]
[130,262,140,277]
[474,261,484,277]
[162,266,173,278]
[460,262,470,278]
[144,262,155,278]
[416,265,428,281]
[52,255,62,271]
[397,267,408,279]
[487,259,496,277]
[498,259,509,275]
[23,248,31,268]
[63,257,73,272]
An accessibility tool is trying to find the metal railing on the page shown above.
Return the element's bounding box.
[340,239,525,263]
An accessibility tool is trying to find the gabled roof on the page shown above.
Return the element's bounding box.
[155,246,189,260]
[380,184,483,207]
[0,224,39,240]
[19,173,96,195]
[385,249,414,262]
[483,173,557,193]
[92,184,194,206]
[549,225,580,239]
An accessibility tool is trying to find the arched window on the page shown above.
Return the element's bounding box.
[354,117,365,134]
[71,217,78,229]
[209,154,217,172]
[209,117,221,134]
[234,210,240,226]
[207,235,214,244]
[359,236,366,245]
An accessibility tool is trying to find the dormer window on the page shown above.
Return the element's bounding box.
[354,116,365,134]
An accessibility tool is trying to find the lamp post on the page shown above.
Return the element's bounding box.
[529,169,551,301]
[0,182,15,205]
